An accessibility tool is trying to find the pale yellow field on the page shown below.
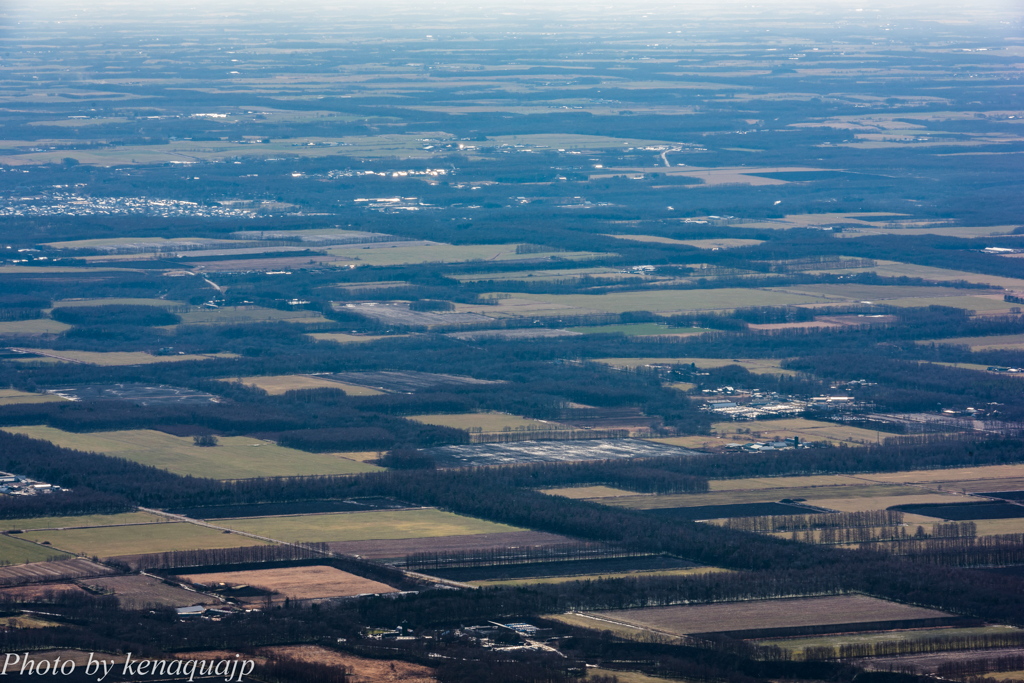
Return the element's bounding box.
[597,357,795,376]
[668,382,697,392]
[974,519,1024,536]
[918,333,1024,351]
[883,295,1016,312]
[830,260,1024,291]
[707,418,889,446]
[409,412,562,432]
[0,389,67,405]
[217,509,521,543]
[586,667,689,683]
[472,289,826,315]
[803,494,963,513]
[309,333,398,344]
[13,349,237,366]
[1,511,171,530]
[598,484,921,510]
[858,464,1024,486]
[221,374,384,396]
[3,426,380,479]
[542,486,643,499]
[20,523,271,557]
[708,475,870,491]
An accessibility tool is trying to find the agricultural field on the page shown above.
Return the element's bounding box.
[0,534,73,565]
[542,485,648,499]
[576,595,950,638]
[593,483,950,511]
[175,307,331,326]
[566,323,705,336]
[255,646,437,683]
[86,574,213,609]
[1,426,380,479]
[0,511,171,530]
[220,374,384,396]
[19,523,271,557]
[451,266,637,283]
[0,319,72,335]
[471,566,727,588]
[917,333,1024,351]
[327,242,602,267]
[595,357,795,375]
[705,418,892,446]
[50,298,185,308]
[408,412,562,433]
[818,260,1024,291]
[178,566,398,602]
[607,235,764,249]
[0,388,67,405]
[754,625,1022,659]
[327,530,574,560]
[308,333,397,344]
[458,288,827,316]
[11,348,238,366]
[216,508,522,544]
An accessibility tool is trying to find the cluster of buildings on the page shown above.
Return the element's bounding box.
[0,193,256,219]
[701,387,864,420]
[327,168,449,179]
[0,472,67,496]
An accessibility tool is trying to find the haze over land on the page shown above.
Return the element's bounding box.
[0,1,1022,682]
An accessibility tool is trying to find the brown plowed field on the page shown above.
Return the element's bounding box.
[262,645,436,683]
[0,557,116,586]
[86,574,212,609]
[588,595,950,636]
[329,531,575,560]
[0,583,88,600]
[178,646,437,683]
[178,566,397,601]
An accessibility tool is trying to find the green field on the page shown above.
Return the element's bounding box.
[3,426,381,479]
[176,307,331,326]
[0,512,170,531]
[0,319,72,335]
[217,509,522,543]
[51,298,184,308]
[567,323,706,336]
[20,523,271,557]
[0,534,73,565]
